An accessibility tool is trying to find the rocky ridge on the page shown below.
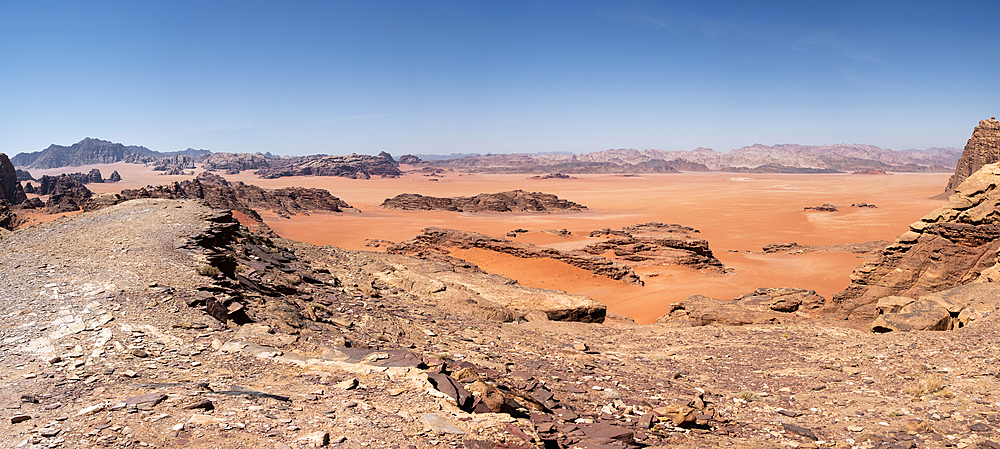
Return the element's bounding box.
[101,172,353,229]
[255,153,401,179]
[941,117,1000,197]
[427,145,959,174]
[12,138,210,169]
[831,163,1000,323]
[380,190,587,213]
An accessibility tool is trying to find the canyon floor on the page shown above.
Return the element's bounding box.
[7,164,999,449]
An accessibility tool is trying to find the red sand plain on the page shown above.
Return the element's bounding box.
[23,163,950,323]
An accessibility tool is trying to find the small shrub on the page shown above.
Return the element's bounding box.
[907,374,946,397]
[196,265,220,277]
[737,390,760,402]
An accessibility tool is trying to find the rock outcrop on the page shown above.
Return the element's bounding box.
[397,154,422,164]
[584,223,725,272]
[152,155,195,173]
[41,176,93,213]
[380,190,587,213]
[831,163,1000,321]
[941,117,1000,197]
[108,172,352,228]
[199,152,274,174]
[869,283,1000,333]
[658,288,825,327]
[107,170,121,183]
[15,169,33,181]
[1,153,27,206]
[0,200,18,230]
[255,153,401,179]
[388,227,643,285]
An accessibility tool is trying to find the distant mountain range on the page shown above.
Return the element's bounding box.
[11,138,210,169]
[424,144,961,173]
[8,137,961,174]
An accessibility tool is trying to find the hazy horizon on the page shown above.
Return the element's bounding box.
[2,1,996,157]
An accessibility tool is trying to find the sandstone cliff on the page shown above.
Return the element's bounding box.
[380,190,587,213]
[831,162,1000,321]
[940,117,1000,197]
[199,152,274,174]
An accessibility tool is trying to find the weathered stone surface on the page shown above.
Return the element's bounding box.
[735,287,826,312]
[831,163,1000,320]
[657,295,783,327]
[942,117,1000,196]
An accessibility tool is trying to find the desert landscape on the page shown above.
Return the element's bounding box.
[2,2,998,448]
[0,117,998,449]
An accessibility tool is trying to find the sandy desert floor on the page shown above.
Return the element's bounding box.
[27,163,951,323]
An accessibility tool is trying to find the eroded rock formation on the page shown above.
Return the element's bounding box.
[584,223,725,272]
[380,190,587,213]
[105,172,352,228]
[658,287,825,327]
[255,153,400,179]
[199,152,274,174]
[387,227,643,285]
[941,117,1000,196]
[1,154,27,206]
[831,163,1000,321]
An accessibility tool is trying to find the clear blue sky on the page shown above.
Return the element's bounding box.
[1,0,997,156]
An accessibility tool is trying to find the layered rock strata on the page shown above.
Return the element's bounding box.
[388,227,643,285]
[941,117,1000,196]
[831,163,1000,321]
[380,190,587,213]
[584,223,725,272]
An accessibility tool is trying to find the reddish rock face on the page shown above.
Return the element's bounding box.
[831,163,1000,320]
[942,117,1000,196]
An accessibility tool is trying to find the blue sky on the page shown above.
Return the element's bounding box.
[1,0,997,156]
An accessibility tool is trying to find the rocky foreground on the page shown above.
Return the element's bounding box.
[2,199,1000,449]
